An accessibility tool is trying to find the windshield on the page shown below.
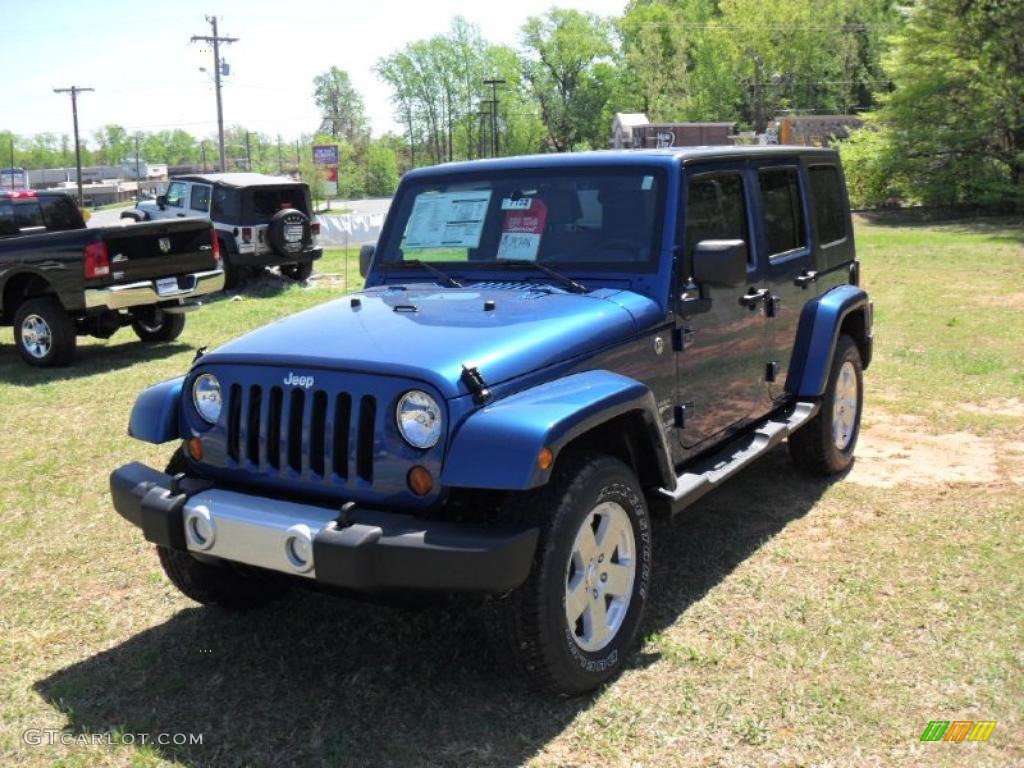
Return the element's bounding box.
[378,168,665,273]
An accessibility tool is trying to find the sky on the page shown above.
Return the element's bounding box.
[2,0,627,145]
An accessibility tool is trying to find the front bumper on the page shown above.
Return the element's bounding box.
[110,462,538,593]
[85,269,225,311]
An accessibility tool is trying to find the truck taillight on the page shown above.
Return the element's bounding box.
[241,227,252,243]
[83,241,110,279]
[210,229,221,265]
[310,221,320,236]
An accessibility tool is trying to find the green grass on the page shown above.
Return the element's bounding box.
[1,225,1022,767]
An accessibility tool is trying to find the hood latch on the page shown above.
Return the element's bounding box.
[461,364,492,405]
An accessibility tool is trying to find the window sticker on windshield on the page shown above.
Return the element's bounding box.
[496,198,548,261]
[501,197,533,210]
[404,190,492,249]
[641,175,654,191]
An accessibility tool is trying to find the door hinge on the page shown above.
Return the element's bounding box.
[672,326,694,352]
[673,402,694,428]
[766,361,779,382]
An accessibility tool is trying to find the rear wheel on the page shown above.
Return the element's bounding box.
[131,309,186,342]
[13,297,76,367]
[789,333,864,475]
[485,451,652,695]
[156,449,290,610]
[280,261,313,281]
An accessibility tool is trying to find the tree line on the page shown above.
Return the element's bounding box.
[4,0,1021,208]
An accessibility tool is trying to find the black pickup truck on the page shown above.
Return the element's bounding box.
[0,190,224,367]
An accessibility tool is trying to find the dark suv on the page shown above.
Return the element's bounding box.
[125,173,322,287]
[111,147,872,694]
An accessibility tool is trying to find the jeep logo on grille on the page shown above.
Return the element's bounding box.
[158,237,171,253]
[283,372,314,389]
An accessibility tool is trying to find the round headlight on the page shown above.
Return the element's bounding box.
[192,373,223,424]
[396,390,442,449]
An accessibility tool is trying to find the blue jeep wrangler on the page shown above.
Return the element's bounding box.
[111,147,872,694]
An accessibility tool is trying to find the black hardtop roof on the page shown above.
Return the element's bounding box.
[173,172,306,188]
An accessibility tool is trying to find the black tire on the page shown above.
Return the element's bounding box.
[222,257,246,290]
[131,309,186,342]
[789,333,864,475]
[156,449,290,610]
[266,208,311,258]
[12,296,76,367]
[485,451,652,695]
[280,261,313,281]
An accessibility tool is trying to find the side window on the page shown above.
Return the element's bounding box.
[190,184,212,212]
[683,172,750,264]
[39,196,82,231]
[11,200,44,230]
[758,167,806,257]
[808,165,847,245]
[0,201,16,236]
[165,182,186,208]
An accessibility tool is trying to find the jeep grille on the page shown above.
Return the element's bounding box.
[226,383,377,483]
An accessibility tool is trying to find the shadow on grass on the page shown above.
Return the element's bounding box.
[0,340,190,385]
[855,209,1024,240]
[36,446,837,767]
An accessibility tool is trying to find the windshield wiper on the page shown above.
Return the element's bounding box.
[382,259,463,288]
[494,259,589,294]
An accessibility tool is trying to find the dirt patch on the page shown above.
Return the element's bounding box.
[849,413,1000,488]
[960,397,1024,417]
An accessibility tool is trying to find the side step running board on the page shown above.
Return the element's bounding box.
[659,401,820,513]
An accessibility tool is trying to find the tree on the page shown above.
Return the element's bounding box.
[519,9,617,151]
[844,0,1024,208]
[313,67,369,144]
[365,142,399,196]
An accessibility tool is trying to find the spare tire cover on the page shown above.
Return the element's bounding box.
[267,208,311,257]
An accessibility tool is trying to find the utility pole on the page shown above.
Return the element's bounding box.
[245,131,252,171]
[134,134,142,202]
[200,141,207,172]
[53,85,94,206]
[276,134,283,175]
[7,137,13,190]
[478,103,491,159]
[190,16,238,173]
[482,78,506,157]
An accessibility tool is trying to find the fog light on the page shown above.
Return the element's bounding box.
[187,437,203,461]
[538,447,554,470]
[407,466,434,496]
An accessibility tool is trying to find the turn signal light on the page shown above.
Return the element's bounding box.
[407,466,434,496]
[538,447,554,471]
[83,241,110,279]
[241,227,252,243]
[187,437,203,462]
[210,228,221,265]
[310,221,321,236]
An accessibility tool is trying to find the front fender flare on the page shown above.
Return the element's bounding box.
[442,370,674,491]
[786,284,872,397]
[128,376,184,444]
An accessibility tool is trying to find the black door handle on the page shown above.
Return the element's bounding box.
[739,288,769,309]
[794,270,818,288]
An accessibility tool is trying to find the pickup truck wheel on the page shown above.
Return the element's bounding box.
[789,333,864,475]
[280,261,313,281]
[485,451,652,695]
[131,310,185,342]
[156,449,290,610]
[13,297,76,367]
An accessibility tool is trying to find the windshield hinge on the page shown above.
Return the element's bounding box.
[461,364,492,405]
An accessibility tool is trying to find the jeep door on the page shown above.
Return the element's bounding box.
[675,164,770,450]
[753,160,814,399]
[150,180,189,221]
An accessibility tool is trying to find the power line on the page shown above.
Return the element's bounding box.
[52,85,94,206]
[190,15,238,172]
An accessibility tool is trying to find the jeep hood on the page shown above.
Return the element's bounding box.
[201,284,662,399]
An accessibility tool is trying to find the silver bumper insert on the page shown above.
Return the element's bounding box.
[182,489,339,578]
[84,269,224,310]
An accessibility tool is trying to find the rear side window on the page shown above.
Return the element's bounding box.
[684,173,750,262]
[0,201,16,236]
[758,167,806,257]
[11,200,44,230]
[211,187,241,221]
[808,165,847,244]
[39,196,82,231]
[190,184,212,212]
[247,187,310,220]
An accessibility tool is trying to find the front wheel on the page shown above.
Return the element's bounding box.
[789,333,864,475]
[485,452,652,695]
[131,309,185,342]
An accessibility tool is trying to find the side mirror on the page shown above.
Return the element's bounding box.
[359,243,375,278]
[156,194,167,209]
[692,239,748,287]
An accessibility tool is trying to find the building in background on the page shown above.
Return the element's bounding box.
[764,115,865,146]
[611,113,650,149]
[0,167,29,191]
